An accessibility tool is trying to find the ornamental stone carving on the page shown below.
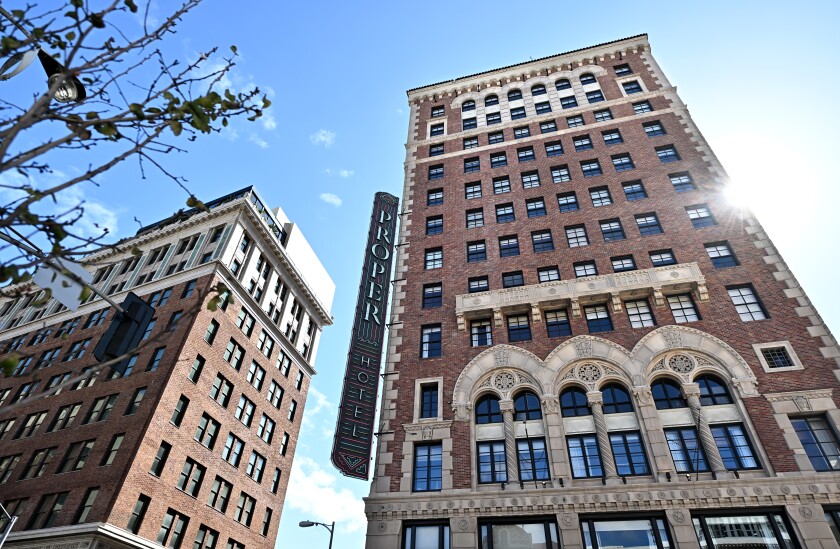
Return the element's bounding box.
[541,395,560,414]
[494,371,516,391]
[633,386,654,406]
[668,354,694,374]
[577,363,602,384]
[794,396,811,411]
[574,339,593,358]
[662,328,682,348]
[494,348,511,366]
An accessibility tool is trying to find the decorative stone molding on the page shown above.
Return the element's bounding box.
[765,389,833,405]
[455,262,707,329]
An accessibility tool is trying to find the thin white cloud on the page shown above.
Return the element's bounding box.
[286,455,367,534]
[310,129,336,148]
[338,169,354,178]
[249,134,269,149]
[319,193,342,207]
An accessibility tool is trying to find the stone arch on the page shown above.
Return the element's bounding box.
[451,344,545,421]
[545,335,635,391]
[630,326,758,397]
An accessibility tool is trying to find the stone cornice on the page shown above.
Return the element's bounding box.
[407,35,649,101]
[765,389,834,402]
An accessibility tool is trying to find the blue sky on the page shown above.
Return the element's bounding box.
[5,1,840,547]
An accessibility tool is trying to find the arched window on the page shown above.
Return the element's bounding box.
[580,73,597,85]
[560,387,590,417]
[475,395,502,424]
[651,378,686,410]
[696,375,732,406]
[484,95,499,107]
[507,89,522,101]
[555,78,571,91]
[462,100,475,112]
[602,383,633,414]
[514,391,542,421]
[531,84,546,96]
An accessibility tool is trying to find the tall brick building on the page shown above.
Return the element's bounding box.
[364,34,840,548]
[0,186,334,549]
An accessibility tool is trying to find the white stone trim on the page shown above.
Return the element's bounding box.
[753,341,805,373]
[413,376,444,422]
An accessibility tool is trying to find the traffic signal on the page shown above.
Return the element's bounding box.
[93,292,154,374]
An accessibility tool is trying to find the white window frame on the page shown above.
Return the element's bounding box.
[413,377,444,422]
[753,341,804,373]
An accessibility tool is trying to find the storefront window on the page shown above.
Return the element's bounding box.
[692,513,796,549]
[581,518,671,548]
[403,522,450,549]
[480,519,559,549]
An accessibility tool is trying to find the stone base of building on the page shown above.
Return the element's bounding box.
[4,523,161,549]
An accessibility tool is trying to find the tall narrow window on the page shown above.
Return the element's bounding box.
[413,444,443,492]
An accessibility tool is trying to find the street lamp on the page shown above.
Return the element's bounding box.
[0,6,86,102]
[298,520,334,549]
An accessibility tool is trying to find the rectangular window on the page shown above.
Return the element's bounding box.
[127,495,150,534]
[477,441,507,483]
[623,81,643,94]
[635,213,663,236]
[665,427,709,472]
[727,285,767,321]
[21,447,56,479]
[234,396,256,427]
[288,400,298,422]
[425,248,443,269]
[223,339,244,370]
[499,236,520,257]
[656,145,680,163]
[565,225,588,247]
[761,346,795,368]
[514,126,530,139]
[560,96,578,109]
[626,300,655,328]
[188,356,205,383]
[602,129,623,145]
[150,442,171,476]
[517,147,535,162]
[614,63,633,76]
[610,431,649,475]
[204,320,219,344]
[586,90,605,103]
[428,164,444,180]
[488,131,504,144]
[57,439,95,473]
[566,115,584,128]
[557,192,578,212]
[421,325,442,358]
[177,458,206,496]
[426,215,443,235]
[195,525,219,549]
[463,137,478,149]
[465,182,482,199]
[427,189,443,206]
[222,434,245,467]
[669,172,696,192]
[469,277,489,293]
[600,219,625,241]
[420,384,439,419]
[594,108,613,122]
[210,374,233,408]
[711,424,759,470]
[423,283,442,308]
[158,508,190,548]
[75,487,99,524]
[146,346,165,371]
[540,120,557,133]
[649,249,676,267]
[532,230,555,252]
[612,255,636,272]
[48,403,81,432]
[668,294,700,323]
[413,443,443,492]
[507,315,531,342]
[585,305,613,333]
[580,159,602,177]
[792,416,840,471]
[521,171,540,188]
[692,514,796,549]
[429,144,444,156]
[493,176,511,194]
[267,380,284,409]
[546,310,572,338]
[526,198,546,217]
[686,204,716,228]
[510,107,526,120]
[85,394,118,424]
[517,438,549,480]
[622,180,647,201]
[464,157,480,173]
[535,101,552,114]
[270,468,281,494]
[538,266,560,283]
[471,320,493,347]
[467,241,487,262]
[573,134,593,151]
[611,153,635,172]
[502,271,525,288]
[568,434,602,478]
[487,112,503,125]
[544,140,563,157]
[643,120,666,137]
[466,208,484,228]
[633,100,653,114]
[462,117,477,130]
[246,361,266,391]
[430,123,444,136]
[706,242,738,268]
[195,413,220,449]
[486,153,505,170]
[101,433,124,466]
[246,451,266,482]
[431,106,444,117]
[551,165,571,183]
[28,492,70,530]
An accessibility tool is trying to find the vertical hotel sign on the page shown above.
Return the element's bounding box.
[331,192,399,479]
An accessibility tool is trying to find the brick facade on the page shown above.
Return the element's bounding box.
[365,35,840,548]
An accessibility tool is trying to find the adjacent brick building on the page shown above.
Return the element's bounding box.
[364,34,840,548]
[0,186,334,549]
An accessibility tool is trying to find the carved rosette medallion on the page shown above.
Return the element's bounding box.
[494,371,516,391]
[577,363,602,384]
[668,354,694,374]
